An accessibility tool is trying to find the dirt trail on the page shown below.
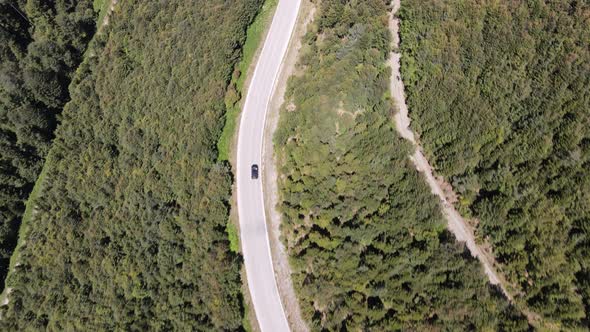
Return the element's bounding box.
[388,0,510,299]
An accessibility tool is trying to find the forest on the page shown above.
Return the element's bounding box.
[0,0,263,329]
[274,0,529,330]
[0,0,96,290]
[399,0,589,327]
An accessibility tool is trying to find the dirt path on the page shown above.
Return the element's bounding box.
[388,0,511,299]
[262,2,316,331]
[389,4,550,326]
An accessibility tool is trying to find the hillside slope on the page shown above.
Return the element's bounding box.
[274,0,529,330]
[0,0,96,289]
[0,0,263,329]
[399,0,590,327]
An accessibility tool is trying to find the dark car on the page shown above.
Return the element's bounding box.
[251,164,259,179]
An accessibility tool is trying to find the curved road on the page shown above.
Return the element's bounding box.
[236,1,301,331]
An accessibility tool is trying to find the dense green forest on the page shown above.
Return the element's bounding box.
[399,0,590,327]
[275,0,529,330]
[0,0,96,289]
[0,0,263,329]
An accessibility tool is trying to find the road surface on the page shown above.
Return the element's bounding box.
[236,1,301,331]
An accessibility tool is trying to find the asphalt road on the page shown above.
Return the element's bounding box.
[236,1,301,331]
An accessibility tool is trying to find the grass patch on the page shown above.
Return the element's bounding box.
[226,222,240,253]
[93,0,104,11]
[217,0,279,161]
[242,293,254,332]
[93,0,110,28]
[18,165,47,242]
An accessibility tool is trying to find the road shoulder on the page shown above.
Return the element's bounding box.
[261,1,316,331]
